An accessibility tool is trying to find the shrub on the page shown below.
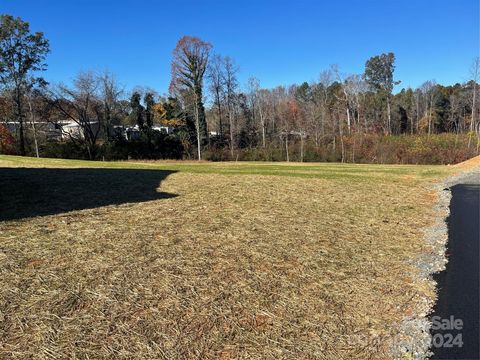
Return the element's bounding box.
[41,141,90,159]
[29,132,480,165]
[202,133,478,164]
[101,130,184,160]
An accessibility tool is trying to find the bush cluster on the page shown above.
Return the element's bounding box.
[40,130,184,161]
[3,132,477,165]
[202,133,479,165]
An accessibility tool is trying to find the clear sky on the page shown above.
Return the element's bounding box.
[2,0,479,94]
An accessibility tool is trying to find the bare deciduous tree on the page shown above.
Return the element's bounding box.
[222,56,239,158]
[469,57,479,133]
[170,36,212,160]
[99,70,124,139]
[47,72,103,159]
[207,54,225,137]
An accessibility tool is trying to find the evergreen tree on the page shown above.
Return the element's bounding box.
[144,92,154,129]
[130,92,144,129]
[364,52,400,134]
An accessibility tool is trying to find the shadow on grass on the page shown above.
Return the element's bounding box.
[0,167,178,221]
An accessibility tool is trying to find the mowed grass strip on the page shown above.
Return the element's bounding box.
[0,154,446,180]
[0,156,451,358]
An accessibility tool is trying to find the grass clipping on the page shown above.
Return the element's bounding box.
[0,160,443,359]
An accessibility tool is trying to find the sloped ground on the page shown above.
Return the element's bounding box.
[452,154,480,170]
[0,156,455,359]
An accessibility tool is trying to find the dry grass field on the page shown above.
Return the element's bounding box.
[0,155,455,359]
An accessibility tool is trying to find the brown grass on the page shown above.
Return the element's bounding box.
[0,156,450,359]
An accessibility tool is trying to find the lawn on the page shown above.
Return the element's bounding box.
[0,155,455,359]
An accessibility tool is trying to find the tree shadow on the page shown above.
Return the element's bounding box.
[0,167,178,221]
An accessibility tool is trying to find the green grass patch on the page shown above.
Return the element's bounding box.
[0,155,450,181]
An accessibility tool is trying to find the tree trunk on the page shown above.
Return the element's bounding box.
[31,122,39,158]
[300,134,304,162]
[352,136,356,163]
[340,135,345,163]
[194,92,202,160]
[262,123,266,148]
[259,109,266,148]
[229,109,234,159]
[346,107,351,134]
[321,107,325,136]
[471,81,477,133]
[342,88,351,134]
[216,88,223,137]
[86,144,92,160]
[28,98,39,158]
[386,96,391,135]
[18,119,25,156]
[415,95,420,134]
[364,109,368,132]
[428,98,433,136]
[285,135,289,162]
[410,112,414,135]
[339,120,345,163]
[15,88,26,156]
[428,111,431,136]
[356,105,361,132]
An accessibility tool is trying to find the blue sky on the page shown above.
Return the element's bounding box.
[2,0,479,94]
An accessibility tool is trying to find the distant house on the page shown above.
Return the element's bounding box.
[3,120,173,142]
[152,124,173,134]
[125,125,141,140]
[60,121,100,140]
[3,120,100,141]
[5,121,62,141]
[122,124,174,141]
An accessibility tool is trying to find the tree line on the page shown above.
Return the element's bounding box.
[1,14,479,163]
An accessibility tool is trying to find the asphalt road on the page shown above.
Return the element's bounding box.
[431,182,480,360]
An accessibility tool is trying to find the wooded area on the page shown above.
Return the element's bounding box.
[1,15,479,163]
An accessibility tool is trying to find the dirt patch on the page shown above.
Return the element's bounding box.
[452,154,480,170]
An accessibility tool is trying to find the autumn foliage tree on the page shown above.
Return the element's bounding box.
[0,122,15,154]
[152,101,184,128]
